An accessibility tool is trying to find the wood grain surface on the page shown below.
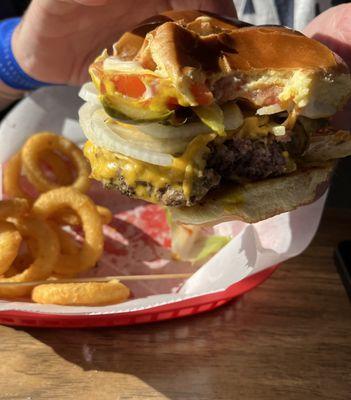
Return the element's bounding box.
[0,208,350,400]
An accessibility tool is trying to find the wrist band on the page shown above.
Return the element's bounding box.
[0,18,53,91]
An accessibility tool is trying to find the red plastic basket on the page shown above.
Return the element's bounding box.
[0,266,278,328]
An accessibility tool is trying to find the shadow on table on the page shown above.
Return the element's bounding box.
[19,301,245,399]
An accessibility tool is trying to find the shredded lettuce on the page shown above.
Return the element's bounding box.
[192,235,231,262]
[167,211,231,262]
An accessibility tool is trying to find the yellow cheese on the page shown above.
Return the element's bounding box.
[84,133,215,204]
[235,115,279,139]
[173,133,216,199]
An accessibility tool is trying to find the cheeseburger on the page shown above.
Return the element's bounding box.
[79,10,351,225]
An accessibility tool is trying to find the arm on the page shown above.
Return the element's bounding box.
[0,81,24,112]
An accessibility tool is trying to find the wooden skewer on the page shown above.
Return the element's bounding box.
[0,273,193,287]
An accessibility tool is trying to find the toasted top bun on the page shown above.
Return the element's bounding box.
[110,10,351,117]
[114,10,244,60]
[144,21,348,75]
[115,10,347,73]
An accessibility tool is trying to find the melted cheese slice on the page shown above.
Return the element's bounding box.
[235,115,286,139]
[84,133,215,204]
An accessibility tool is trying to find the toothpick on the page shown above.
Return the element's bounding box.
[0,273,192,287]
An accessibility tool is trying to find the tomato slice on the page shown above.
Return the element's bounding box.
[100,81,107,95]
[166,97,179,110]
[191,83,213,106]
[112,75,146,98]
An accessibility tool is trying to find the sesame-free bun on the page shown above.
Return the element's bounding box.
[115,9,347,73]
[112,10,350,116]
[114,10,242,59]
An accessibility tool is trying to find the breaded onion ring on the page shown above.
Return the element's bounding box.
[40,150,73,186]
[3,152,30,200]
[32,279,130,306]
[0,221,22,275]
[21,132,90,193]
[32,188,103,275]
[54,204,112,226]
[0,217,60,298]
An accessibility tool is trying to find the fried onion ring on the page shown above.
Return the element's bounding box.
[40,150,73,186]
[3,153,31,200]
[3,251,34,278]
[0,221,22,275]
[96,205,113,225]
[54,205,112,226]
[21,132,90,193]
[0,217,60,298]
[32,188,103,275]
[31,279,130,306]
[0,198,29,220]
[50,223,80,256]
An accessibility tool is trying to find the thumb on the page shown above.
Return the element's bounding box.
[304,4,351,68]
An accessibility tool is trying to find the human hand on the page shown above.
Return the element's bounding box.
[304,3,351,69]
[12,0,236,86]
[304,4,351,130]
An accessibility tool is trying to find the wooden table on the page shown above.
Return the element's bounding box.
[0,208,350,400]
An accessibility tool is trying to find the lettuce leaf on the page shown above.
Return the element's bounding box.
[167,212,230,262]
[192,235,231,262]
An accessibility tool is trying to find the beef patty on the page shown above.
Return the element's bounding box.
[207,136,288,181]
[104,135,290,207]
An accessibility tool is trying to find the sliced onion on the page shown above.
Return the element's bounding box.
[137,102,243,139]
[103,57,151,74]
[79,102,173,166]
[79,82,99,104]
[80,101,192,154]
[106,119,191,154]
[271,125,286,136]
[222,102,244,130]
[256,104,285,115]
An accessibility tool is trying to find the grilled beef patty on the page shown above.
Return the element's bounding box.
[207,136,288,181]
[103,135,292,207]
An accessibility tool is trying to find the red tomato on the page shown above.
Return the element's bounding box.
[191,83,213,105]
[112,75,146,98]
[167,97,179,110]
[100,81,106,95]
[254,86,281,106]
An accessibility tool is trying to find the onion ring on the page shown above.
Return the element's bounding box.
[4,148,75,200]
[3,153,31,200]
[50,223,80,256]
[31,279,130,305]
[3,251,33,278]
[0,198,29,220]
[32,188,103,275]
[21,132,91,193]
[96,205,113,225]
[0,221,22,275]
[54,205,112,226]
[0,217,60,298]
[40,150,73,186]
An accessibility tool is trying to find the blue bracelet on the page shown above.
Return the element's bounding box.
[0,17,53,91]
